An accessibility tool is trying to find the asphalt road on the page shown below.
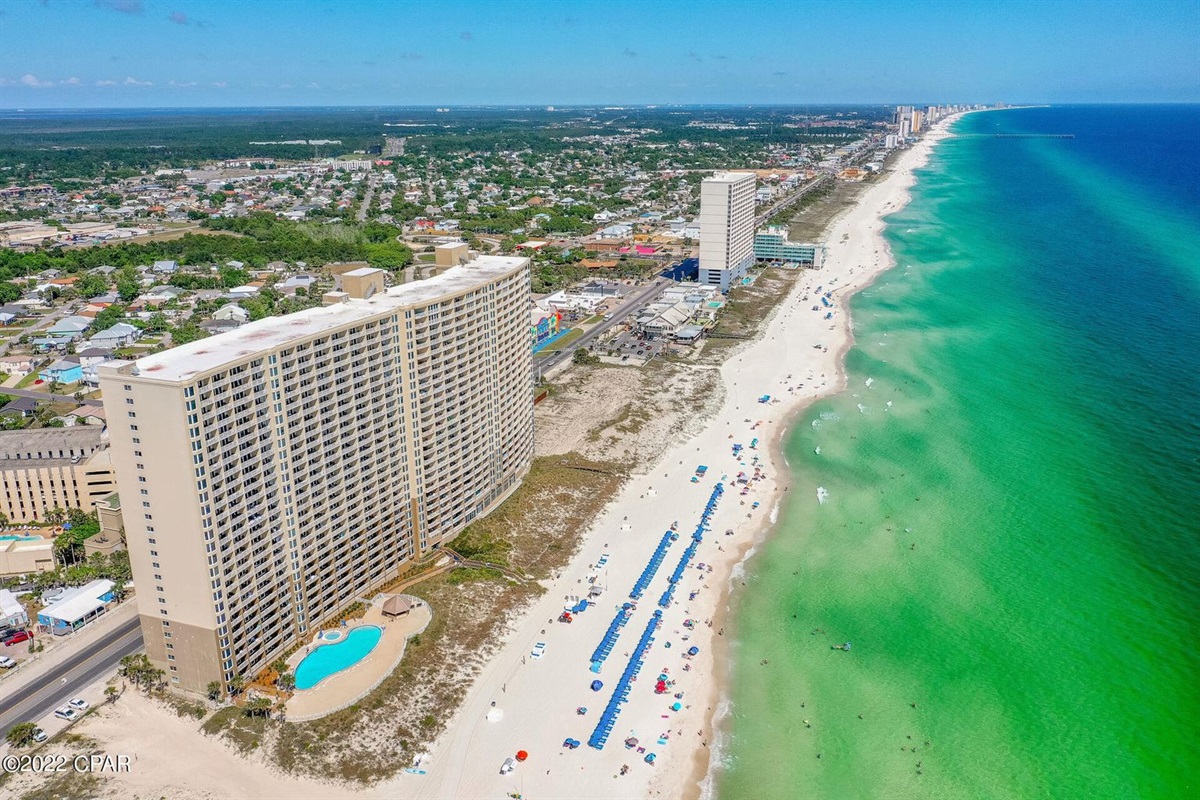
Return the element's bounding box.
[534,278,667,374]
[0,386,104,406]
[0,615,143,736]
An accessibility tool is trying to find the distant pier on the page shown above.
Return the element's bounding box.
[930,133,1076,139]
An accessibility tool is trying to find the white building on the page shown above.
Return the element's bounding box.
[699,171,756,291]
[97,255,534,693]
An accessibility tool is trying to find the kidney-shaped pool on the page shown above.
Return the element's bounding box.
[294,625,383,690]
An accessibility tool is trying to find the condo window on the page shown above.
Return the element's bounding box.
[127,411,136,418]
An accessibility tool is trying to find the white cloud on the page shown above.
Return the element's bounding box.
[60,77,82,86]
[212,81,228,88]
[307,82,320,89]
[124,76,153,86]
[20,73,55,88]
[168,80,198,87]
[96,79,118,86]
[279,83,293,90]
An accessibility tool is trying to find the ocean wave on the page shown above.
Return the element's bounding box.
[817,486,829,505]
[820,411,840,421]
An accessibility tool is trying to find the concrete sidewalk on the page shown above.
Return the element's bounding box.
[0,599,139,695]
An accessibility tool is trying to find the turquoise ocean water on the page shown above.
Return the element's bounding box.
[718,106,1200,800]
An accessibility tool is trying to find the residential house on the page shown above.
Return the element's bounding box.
[46,316,91,341]
[152,260,179,274]
[0,396,40,419]
[140,285,185,305]
[87,322,141,350]
[38,357,84,385]
[213,304,249,324]
[276,274,317,295]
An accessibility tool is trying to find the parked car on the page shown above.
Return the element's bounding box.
[67,698,89,712]
[32,728,47,743]
[530,642,546,660]
[53,706,79,722]
[500,757,516,775]
[0,655,16,668]
[2,630,32,646]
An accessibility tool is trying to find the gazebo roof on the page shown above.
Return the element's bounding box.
[382,595,412,616]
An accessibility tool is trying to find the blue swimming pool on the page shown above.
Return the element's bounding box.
[294,625,382,690]
[0,535,41,542]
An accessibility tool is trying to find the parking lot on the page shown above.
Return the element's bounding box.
[604,329,670,363]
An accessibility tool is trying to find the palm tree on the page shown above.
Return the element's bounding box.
[228,673,247,696]
[276,671,295,693]
[104,685,119,703]
[6,722,37,748]
[206,681,223,703]
[245,697,273,718]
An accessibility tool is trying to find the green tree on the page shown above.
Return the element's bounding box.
[277,671,295,692]
[207,681,223,702]
[6,722,38,748]
[245,696,274,718]
[116,280,140,302]
[0,283,21,304]
[228,673,247,696]
[74,273,110,298]
[104,685,120,703]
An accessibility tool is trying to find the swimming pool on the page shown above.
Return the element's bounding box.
[294,625,382,690]
[0,535,42,542]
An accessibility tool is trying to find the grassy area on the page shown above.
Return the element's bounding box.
[785,180,870,243]
[16,370,44,389]
[583,313,604,324]
[206,455,626,784]
[539,326,584,353]
[14,773,104,800]
[415,252,436,262]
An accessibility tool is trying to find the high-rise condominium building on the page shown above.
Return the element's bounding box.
[699,171,756,291]
[98,257,533,693]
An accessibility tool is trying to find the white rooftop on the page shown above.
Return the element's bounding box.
[703,171,756,184]
[101,256,527,384]
[39,579,114,624]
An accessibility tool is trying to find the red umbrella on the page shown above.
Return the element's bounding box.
[515,750,528,762]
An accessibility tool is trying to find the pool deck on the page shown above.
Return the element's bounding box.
[285,595,432,721]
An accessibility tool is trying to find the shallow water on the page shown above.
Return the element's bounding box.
[719,106,1200,800]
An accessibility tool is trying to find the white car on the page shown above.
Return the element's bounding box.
[0,655,16,669]
[53,706,80,722]
[530,642,546,660]
[67,697,89,712]
[32,728,47,743]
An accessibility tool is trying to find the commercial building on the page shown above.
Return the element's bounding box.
[37,578,115,635]
[699,171,756,291]
[0,428,118,523]
[98,255,534,694]
[0,536,53,577]
[753,226,826,268]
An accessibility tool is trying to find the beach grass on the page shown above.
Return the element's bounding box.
[203,454,627,784]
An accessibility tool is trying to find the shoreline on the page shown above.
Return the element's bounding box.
[0,112,980,800]
[685,111,975,800]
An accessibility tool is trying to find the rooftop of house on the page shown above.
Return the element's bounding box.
[102,255,529,384]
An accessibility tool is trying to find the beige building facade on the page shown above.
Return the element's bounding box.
[0,427,118,523]
[98,256,534,694]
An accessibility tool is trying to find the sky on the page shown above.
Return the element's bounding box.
[1,0,1198,108]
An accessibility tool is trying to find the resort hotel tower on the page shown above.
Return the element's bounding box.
[98,256,534,694]
[699,171,756,291]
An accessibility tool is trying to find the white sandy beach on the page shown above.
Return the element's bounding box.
[391,115,963,800]
[0,115,962,800]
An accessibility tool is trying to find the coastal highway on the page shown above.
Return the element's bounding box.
[534,278,667,375]
[0,615,143,736]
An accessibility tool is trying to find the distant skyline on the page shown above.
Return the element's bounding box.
[1,0,1198,109]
